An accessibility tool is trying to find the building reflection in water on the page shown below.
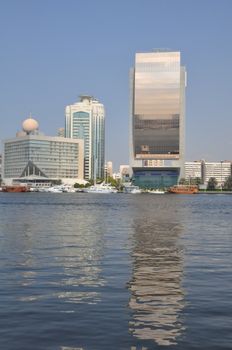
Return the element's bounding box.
[128,218,186,346]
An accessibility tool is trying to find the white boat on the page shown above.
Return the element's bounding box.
[47,186,63,193]
[84,183,117,194]
[124,185,142,194]
[147,189,165,194]
[130,188,142,194]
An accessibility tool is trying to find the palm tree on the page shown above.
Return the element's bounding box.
[207,177,218,191]
[223,176,232,191]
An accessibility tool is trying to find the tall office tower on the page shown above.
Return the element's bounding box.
[65,95,105,180]
[129,50,186,188]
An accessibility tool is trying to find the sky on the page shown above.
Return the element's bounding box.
[0,0,231,170]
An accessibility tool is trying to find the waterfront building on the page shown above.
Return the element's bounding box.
[65,95,105,180]
[203,161,231,188]
[185,160,232,187]
[106,161,113,178]
[119,165,130,182]
[129,49,186,189]
[185,161,203,181]
[2,117,84,186]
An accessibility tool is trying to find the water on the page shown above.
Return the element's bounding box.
[0,193,231,350]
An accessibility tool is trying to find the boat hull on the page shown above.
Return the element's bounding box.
[168,185,198,194]
[2,185,30,193]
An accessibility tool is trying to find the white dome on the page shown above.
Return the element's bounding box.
[22,118,39,133]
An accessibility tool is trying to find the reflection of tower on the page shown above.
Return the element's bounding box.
[128,216,185,346]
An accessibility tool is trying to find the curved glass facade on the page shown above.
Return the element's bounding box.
[132,168,179,189]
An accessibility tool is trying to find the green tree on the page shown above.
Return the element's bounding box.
[188,177,202,186]
[223,176,232,191]
[179,177,187,185]
[207,177,218,191]
[74,183,85,188]
[193,177,202,185]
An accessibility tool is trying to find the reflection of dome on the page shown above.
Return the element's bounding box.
[22,118,39,133]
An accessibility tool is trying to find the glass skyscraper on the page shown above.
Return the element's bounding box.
[130,50,186,188]
[65,96,105,180]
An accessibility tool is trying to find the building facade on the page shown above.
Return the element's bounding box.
[65,95,105,180]
[105,161,113,178]
[203,161,231,188]
[129,50,186,188]
[185,161,203,181]
[2,118,84,185]
[185,160,232,188]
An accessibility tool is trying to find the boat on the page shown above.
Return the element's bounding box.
[83,183,118,194]
[168,185,198,194]
[1,185,30,192]
[47,187,63,193]
[123,185,142,194]
[147,189,165,194]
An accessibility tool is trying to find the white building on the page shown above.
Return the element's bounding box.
[203,161,231,187]
[185,161,202,180]
[2,117,84,185]
[106,161,113,178]
[65,95,105,180]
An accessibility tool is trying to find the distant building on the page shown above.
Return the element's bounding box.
[119,165,130,181]
[185,160,232,187]
[65,95,105,180]
[185,161,203,181]
[58,127,65,137]
[203,161,231,188]
[129,49,186,189]
[2,117,84,185]
[106,161,113,178]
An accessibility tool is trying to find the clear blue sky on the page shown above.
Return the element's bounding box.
[0,0,231,170]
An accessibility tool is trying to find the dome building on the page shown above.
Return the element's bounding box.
[22,117,39,134]
[2,117,84,186]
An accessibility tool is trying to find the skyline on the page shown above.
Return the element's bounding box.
[0,0,232,169]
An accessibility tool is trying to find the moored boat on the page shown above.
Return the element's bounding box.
[147,189,165,194]
[83,183,117,194]
[1,185,30,193]
[168,185,198,194]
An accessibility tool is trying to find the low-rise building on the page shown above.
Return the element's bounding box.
[185,160,232,188]
[185,161,203,181]
[203,161,231,188]
[2,117,84,186]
